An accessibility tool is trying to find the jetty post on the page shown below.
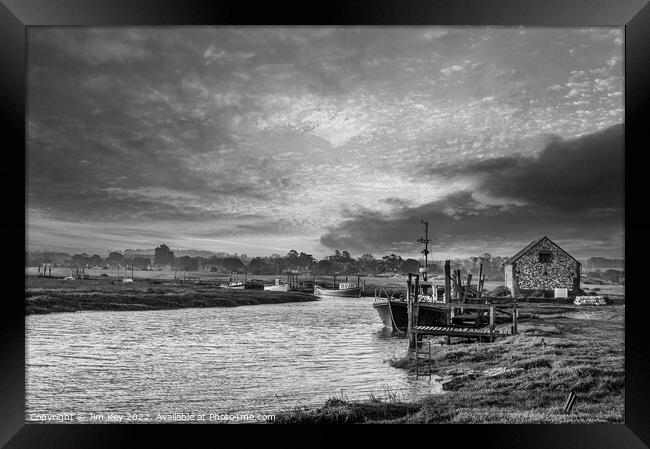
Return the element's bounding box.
[406,272,421,353]
[444,260,452,326]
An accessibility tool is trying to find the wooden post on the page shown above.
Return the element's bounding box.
[444,261,451,303]
[463,273,472,302]
[512,300,518,335]
[489,306,495,342]
[428,340,432,379]
[477,263,483,298]
[414,274,420,330]
[407,273,417,351]
[333,275,336,289]
[415,332,419,379]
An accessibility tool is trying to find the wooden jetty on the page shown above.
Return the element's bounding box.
[405,270,519,355]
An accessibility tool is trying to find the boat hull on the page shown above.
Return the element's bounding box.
[314,286,361,298]
[373,301,408,332]
[373,300,448,332]
[264,284,290,292]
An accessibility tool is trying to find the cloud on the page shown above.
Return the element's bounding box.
[320,124,624,256]
[26,27,624,257]
[440,64,465,76]
[442,123,624,211]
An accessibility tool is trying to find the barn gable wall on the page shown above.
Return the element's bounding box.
[512,238,580,295]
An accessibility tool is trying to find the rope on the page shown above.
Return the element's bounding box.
[386,298,406,334]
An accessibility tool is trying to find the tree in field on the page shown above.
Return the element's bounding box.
[106,251,124,266]
[317,259,334,275]
[88,254,104,267]
[297,252,316,272]
[249,257,266,275]
[379,254,403,273]
[399,258,420,274]
[132,256,151,270]
[356,254,376,274]
[154,244,175,266]
[175,256,199,271]
[71,253,90,267]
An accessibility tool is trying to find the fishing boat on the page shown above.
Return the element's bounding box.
[219,275,245,289]
[264,278,290,292]
[373,280,447,332]
[314,282,361,298]
[373,220,488,332]
[220,280,245,289]
[373,220,447,331]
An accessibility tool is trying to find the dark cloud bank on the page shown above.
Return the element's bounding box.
[320,123,623,256]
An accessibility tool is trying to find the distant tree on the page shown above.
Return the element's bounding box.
[132,256,151,270]
[249,257,266,275]
[297,252,316,271]
[379,254,403,273]
[603,269,623,284]
[399,258,420,274]
[316,259,334,275]
[355,254,378,275]
[175,256,199,271]
[220,257,246,273]
[154,244,175,266]
[71,254,90,267]
[106,251,124,266]
[88,254,104,267]
[428,262,442,275]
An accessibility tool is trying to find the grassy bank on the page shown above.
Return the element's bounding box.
[273,303,625,424]
[25,276,317,315]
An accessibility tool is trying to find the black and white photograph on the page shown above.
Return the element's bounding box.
[25,25,625,424]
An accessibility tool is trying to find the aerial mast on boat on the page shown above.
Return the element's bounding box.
[417,220,431,281]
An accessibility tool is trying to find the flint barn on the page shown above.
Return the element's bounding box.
[503,236,581,297]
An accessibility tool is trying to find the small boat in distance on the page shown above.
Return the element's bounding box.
[220,280,245,289]
[220,274,245,289]
[314,282,361,298]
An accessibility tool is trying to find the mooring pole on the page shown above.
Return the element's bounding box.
[417,220,431,282]
[407,273,415,352]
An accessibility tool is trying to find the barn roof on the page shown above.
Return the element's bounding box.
[503,236,581,266]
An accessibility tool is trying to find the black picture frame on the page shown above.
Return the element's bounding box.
[3,0,649,447]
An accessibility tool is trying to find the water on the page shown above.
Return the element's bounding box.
[26,297,441,422]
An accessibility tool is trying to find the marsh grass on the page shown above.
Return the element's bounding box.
[25,276,317,315]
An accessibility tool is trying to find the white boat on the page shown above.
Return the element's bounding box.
[219,281,245,289]
[314,282,361,298]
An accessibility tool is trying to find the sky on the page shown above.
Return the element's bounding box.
[26,26,624,260]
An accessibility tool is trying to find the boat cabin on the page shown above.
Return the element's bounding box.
[416,282,447,302]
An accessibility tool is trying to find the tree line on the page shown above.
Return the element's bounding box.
[27,244,516,280]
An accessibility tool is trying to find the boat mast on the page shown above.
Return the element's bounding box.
[417,220,431,282]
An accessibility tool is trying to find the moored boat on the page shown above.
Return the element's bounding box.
[373,282,447,332]
[314,282,361,298]
[219,280,245,289]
